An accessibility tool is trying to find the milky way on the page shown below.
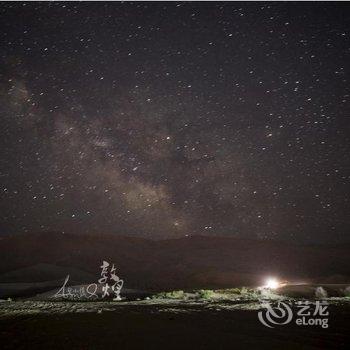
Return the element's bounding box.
[0,2,349,242]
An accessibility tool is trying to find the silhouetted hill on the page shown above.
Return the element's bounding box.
[0,232,349,290]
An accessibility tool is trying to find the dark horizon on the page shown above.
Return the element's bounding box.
[2,229,350,246]
[1,229,349,291]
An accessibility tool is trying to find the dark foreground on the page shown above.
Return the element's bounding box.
[1,303,349,350]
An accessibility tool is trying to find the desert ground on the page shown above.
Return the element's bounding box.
[1,296,349,350]
[1,234,349,349]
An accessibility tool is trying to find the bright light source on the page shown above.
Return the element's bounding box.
[265,278,279,289]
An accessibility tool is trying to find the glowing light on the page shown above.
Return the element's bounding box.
[265,278,279,289]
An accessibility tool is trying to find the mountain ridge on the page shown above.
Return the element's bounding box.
[1,232,349,290]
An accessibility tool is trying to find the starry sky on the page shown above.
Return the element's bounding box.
[0,2,349,242]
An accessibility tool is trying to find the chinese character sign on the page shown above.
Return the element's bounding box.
[54,260,124,300]
[98,260,124,300]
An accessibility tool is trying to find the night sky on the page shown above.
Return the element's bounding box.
[0,2,349,243]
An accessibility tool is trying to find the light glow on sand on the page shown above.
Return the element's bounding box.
[264,278,280,289]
